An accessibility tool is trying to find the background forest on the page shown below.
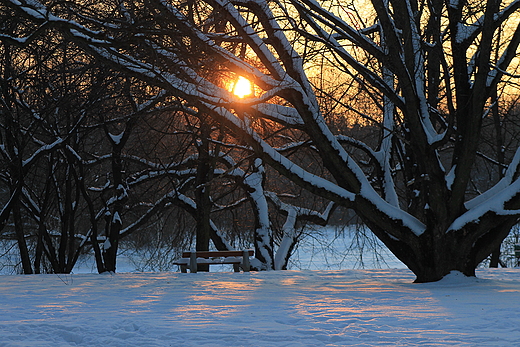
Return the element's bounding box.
[0,9,346,274]
[1,0,520,281]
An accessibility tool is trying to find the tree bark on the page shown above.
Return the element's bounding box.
[194,120,212,271]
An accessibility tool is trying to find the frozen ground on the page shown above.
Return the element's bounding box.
[1,228,519,346]
[0,268,520,346]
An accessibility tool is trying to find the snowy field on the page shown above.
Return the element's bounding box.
[1,228,520,346]
[1,268,520,346]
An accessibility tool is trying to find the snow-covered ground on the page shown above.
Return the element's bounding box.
[1,268,520,346]
[1,228,520,346]
[289,227,407,270]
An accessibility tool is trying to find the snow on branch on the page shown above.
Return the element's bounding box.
[211,0,290,81]
[253,104,304,126]
[486,25,520,88]
[204,101,426,237]
[466,147,520,210]
[449,178,520,232]
[266,191,335,226]
[455,0,520,45]
[22,138,64,167]
[291,0,385,59]
[265,191,334,270]
[291,0,404,109]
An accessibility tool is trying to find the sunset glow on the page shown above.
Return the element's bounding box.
[232,76,252,98]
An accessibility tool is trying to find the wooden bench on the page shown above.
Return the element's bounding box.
[174,250,254,273]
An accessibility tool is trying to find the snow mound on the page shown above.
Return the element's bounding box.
[438,270,481,284]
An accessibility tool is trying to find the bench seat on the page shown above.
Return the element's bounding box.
[174,250,254,273]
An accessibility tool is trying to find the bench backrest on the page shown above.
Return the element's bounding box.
[182,250,254,258]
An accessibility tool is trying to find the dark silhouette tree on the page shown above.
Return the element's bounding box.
[3,0,520,281]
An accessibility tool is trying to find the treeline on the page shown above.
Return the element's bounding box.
[2,0,520,280]
[0,11,340,274]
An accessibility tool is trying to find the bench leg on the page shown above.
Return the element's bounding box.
[180,264,187,273]
[190,252,197,273]
[233,264,240,272]
[242,250,250,272]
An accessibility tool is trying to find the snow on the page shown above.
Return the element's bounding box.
[103,239,112,250]
[22,138,64,167]
[449,178,520,232]
[445,165,456,190]
[1,227,519,346]
[360,184,426,236]
[448,0,459,8]
[466,146,520,210]
[0,268,519,346]
[108,132,124,145]
[69,29,109,44]
[112,211,122,224]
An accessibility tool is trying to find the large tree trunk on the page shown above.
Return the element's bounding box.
[12,198,33,274]
[194,121,212,271]
[373,217,516,282]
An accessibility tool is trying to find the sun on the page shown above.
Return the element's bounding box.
[232,76,252,98]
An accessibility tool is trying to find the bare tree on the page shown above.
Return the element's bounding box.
[3,0,520,281]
